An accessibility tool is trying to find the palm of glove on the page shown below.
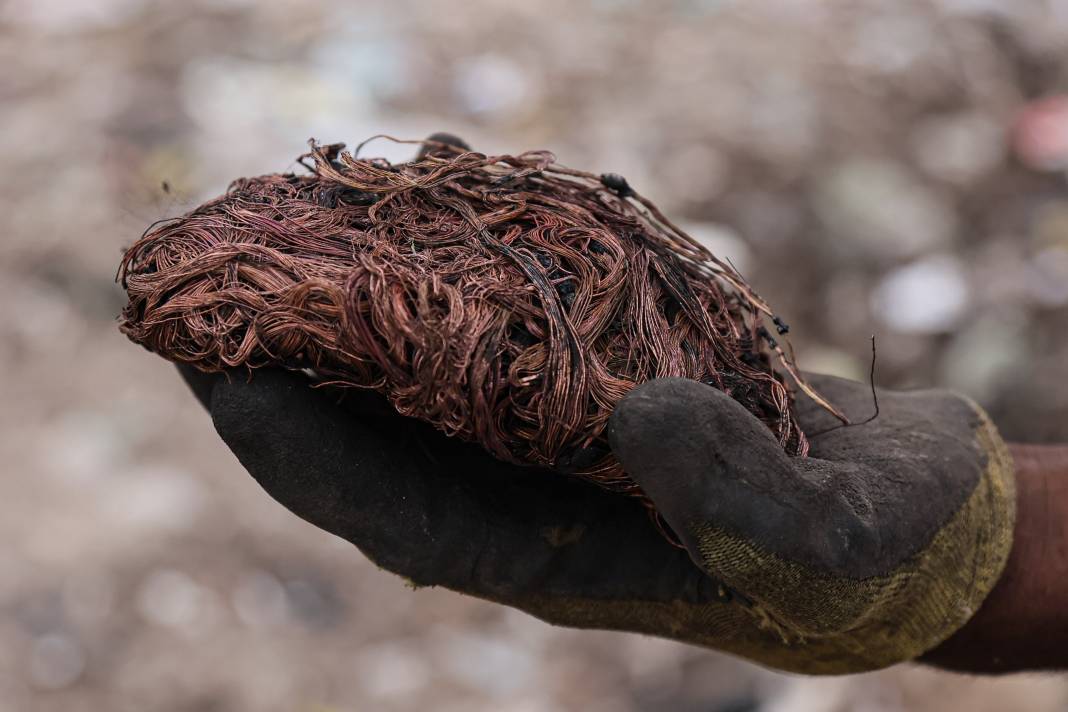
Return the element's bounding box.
[182,364,1013,674]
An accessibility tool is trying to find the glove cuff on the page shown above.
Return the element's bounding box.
[692,397,1016,674]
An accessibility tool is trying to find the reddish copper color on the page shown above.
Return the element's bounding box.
[119,138,820,494]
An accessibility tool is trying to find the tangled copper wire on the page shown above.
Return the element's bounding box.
[119,137,839,496]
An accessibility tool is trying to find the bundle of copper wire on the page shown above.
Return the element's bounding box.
[119,137,837,495]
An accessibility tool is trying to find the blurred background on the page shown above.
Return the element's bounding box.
[2,0,1068,709]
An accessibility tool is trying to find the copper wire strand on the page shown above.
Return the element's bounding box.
[118,137,837,506]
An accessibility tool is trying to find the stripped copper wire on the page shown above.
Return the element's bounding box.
[118,137,842,504]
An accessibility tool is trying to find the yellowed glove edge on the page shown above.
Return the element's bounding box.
[504,401,1015,675]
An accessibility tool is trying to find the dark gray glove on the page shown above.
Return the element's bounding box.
[180,364,1014,674]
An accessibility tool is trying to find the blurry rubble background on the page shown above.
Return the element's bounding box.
[2,0,1068,710]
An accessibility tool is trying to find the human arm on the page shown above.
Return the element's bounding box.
[920,443,1068,673]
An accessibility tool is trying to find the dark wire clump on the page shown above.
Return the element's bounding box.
[118,137,839,498]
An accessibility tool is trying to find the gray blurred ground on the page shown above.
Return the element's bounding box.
[2,0,1067,710]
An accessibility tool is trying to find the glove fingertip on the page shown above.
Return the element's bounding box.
[608,377,718,468]
[176,362,220,411]
[208,369,318,453]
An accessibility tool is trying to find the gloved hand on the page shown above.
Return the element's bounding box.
[179,364,1015,675]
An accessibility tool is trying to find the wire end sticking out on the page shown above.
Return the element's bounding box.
[807,335,880,440]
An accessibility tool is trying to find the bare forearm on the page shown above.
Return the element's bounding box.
[921,444,1068,673]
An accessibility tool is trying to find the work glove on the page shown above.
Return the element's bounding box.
[179,364,1015,675]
